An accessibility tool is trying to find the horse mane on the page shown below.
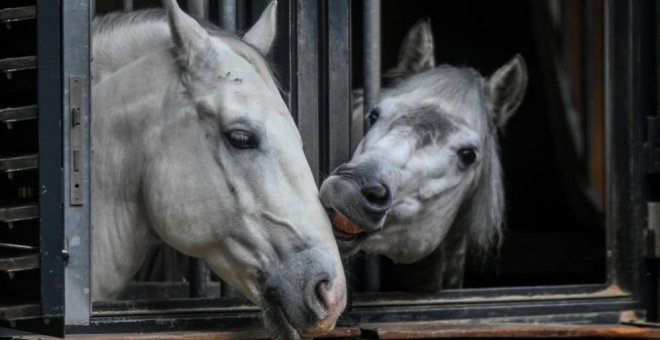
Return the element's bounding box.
[92,9,277,87]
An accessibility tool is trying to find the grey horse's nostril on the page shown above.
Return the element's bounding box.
[361,182,391,209]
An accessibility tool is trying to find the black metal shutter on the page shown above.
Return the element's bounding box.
[0,0,66,336]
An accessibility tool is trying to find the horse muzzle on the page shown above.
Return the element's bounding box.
[320,164,394,245]
[262,247,346,338]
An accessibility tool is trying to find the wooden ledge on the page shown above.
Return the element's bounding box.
[28,327,360,340]
[359,322,660,339]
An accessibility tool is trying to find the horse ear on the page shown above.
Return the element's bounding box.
[243,1,277,55]
[384,19,435,81]
[165,0,212,68]
[488,54,528,129]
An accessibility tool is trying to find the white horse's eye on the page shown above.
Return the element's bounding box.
[457,147,477,167]
[227,130,258,149]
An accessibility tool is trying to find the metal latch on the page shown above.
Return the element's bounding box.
[69,76,84,206]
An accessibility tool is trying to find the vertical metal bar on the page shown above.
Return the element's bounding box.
[220,281,239,298]
[235,0,247,32]
[362,0,381,292]
[90,0,96,17]
[604,0,647,293]
[38,0,63,305]
[271,0,294,111]
[326,0,351,173]
[123,0,133,12]
[62,0,92,325]
[362,0,381,116]
[188,258,209,298]
[37,0,65,328]
[297,0,320,183]
[188,0,209,20]
[580,0,594,178]
[221,0,237,33]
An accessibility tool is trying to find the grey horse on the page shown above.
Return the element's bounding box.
[91,1,345,338]
[320,20,527,291]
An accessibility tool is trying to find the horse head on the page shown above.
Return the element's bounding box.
[92,2,345,338]
[320,20,527,266]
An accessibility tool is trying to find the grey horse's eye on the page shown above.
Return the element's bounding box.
[366,107,381,127]
[458,147,477,167]
[226,130,258,149]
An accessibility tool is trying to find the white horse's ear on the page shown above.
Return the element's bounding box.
[384,19,435,81]
[165,0,212,68]
[243,1,277,54]
[488,54,528,129]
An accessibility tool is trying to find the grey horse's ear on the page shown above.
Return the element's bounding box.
[165,0,213,69]
[488,54,528,129]
[243,1,277,54]
[384,19,435,81]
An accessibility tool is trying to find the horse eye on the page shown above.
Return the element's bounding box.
[458,147,477,166]
[367,107,381,127]
[226,130,257,149]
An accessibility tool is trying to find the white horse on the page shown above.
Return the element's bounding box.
[91,1,346,338]
[320,21,528,291]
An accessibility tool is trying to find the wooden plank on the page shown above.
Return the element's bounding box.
[360,322,660,339]
[23,327,361,339]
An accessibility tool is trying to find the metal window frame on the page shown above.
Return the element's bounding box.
[1,0,654,337]
[74,0,653,333]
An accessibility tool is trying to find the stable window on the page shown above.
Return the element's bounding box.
[0,0,657,338]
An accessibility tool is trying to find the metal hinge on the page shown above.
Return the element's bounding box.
[646,116,660,175]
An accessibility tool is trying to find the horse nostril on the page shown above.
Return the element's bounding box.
[305,274,332,322]
[315,280,330,309]
[361,182,391,208]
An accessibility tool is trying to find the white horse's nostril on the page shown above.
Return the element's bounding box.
[316,280,331,309]
[302,278,343,336]
[305,274,331,317]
